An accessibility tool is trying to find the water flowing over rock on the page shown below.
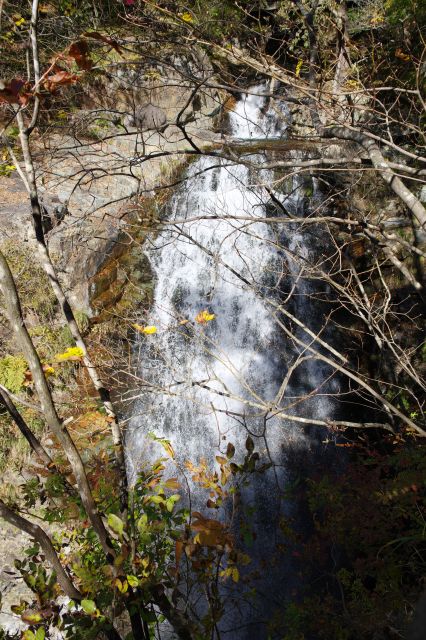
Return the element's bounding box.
[127,88,340,638]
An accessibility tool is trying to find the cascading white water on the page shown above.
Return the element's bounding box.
[127,87,338,638]
[130,91,289,472]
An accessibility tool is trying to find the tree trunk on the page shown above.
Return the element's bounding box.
[15,110,127,513]
[0,500,82,600]
[0,385,53,466]
[0,251,115,558]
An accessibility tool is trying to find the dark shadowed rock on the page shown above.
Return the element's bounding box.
[408,590,426,640]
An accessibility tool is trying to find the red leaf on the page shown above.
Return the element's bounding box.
[0,78,32,105]
[175,540,183,566]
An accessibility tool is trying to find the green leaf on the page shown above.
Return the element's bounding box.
[107,513,124,537]
[81,599,97,615]
[137,514,148,531]
[140,609,158,623]
[24,545,40,556]
[148,432,175,458]
[35,629,45,640]
[22,631,35,640]
[114,553,125,567]
[127,575,139,588]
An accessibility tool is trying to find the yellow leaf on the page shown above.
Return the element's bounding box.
[143,325,157,334]
[132,323,157,335]
[43,365,55,376]
[179,12,193,22]
[295,59,303,78]
[232,567,239,583]
[164,477,180,490]
[163,441,175,458]
[395,48,411,62]
[55,347,84,362]
[21,611,42,624]
[195,310,215,324]
[114,578,128,593]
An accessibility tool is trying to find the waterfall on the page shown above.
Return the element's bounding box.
[127,87,339,638]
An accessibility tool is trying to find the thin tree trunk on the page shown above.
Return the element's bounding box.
[14,0,125,497]
[15,1,125,494]
[152,584,198,640]
[126,603,148,640]
[0,385,53,466]
[323,125,426,230]
[0,501,124,639]
[15,110,127,513]
[0,500,81,599]
[0,251,115,558]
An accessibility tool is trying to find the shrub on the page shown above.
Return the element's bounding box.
[0,354,27,393]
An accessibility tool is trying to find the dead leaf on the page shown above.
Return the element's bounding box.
[0,78,32,105]
[69,40,92,70]
[43,69,78,93]
[395,48,411,62]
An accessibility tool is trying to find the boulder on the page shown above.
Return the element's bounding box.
[128,104,167,131]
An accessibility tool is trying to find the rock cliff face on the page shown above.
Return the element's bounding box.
[0,517,33,635]
[1,54,221,317]
[40,73,220,314]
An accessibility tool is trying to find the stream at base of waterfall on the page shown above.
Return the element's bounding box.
[127,87,342,639]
